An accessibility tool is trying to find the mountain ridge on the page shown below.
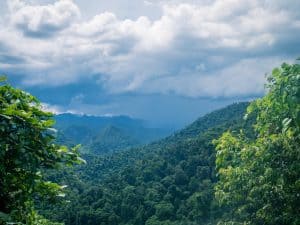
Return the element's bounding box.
[54,113,174,153]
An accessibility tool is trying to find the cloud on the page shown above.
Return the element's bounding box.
[41,102,64,114]
[139,57,281,98]
[1,0,300,98]
[8,0,80,37]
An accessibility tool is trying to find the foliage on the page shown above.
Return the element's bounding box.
[214,62,300,224]
[0,77,83,224]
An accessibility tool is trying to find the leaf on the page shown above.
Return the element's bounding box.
[282,118,292,131]
[0,114,11,120]
[0,211,11,221]
[57,193,66,198]
[76,156,87,164]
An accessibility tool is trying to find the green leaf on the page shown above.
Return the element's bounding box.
[282,118,292,130]
[0,211,11,221]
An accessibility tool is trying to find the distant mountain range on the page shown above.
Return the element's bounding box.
[54,113,174,154]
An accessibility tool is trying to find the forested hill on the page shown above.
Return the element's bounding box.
[74,102,251,184]
[40,102,253,225]
[159,102,250,143]
[54,113,174,154]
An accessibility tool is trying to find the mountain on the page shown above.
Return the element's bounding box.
[89,125,139,154]
[40,102,254,225]
[54,113,174,153]
[55,114,144,132]
[156,102,251,145]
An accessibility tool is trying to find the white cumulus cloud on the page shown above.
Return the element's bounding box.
[8,0,80,37]
[0,0,299,98]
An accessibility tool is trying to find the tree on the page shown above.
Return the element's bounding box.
[0,76,84,224]
[214,61,300,224]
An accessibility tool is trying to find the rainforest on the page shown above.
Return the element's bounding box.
[1,0,300,224]
[0,61,299,225]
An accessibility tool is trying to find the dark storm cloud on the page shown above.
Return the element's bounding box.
[0,0,299,126]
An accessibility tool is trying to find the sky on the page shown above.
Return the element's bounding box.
[0,0,299,128]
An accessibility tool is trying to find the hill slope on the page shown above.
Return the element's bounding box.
[41,102,254,225]
[89,125,139,154]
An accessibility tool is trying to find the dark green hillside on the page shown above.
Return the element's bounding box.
[172,102,249,139]
[155,102,251,147]
[89,125,139,154]
[40,102,253,225]
[56,125,93,146]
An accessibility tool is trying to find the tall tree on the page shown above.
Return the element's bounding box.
[214,61,300,224]
[0,77,84,224]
